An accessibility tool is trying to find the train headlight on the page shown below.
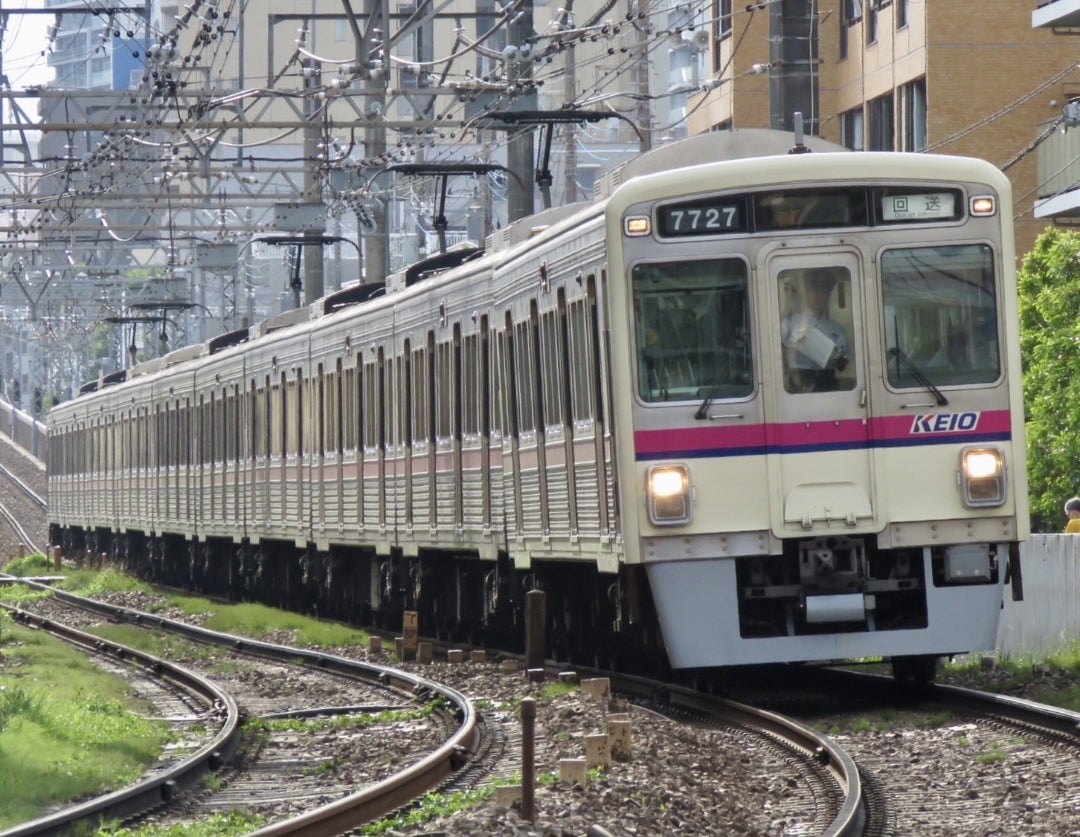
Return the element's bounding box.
[624,215,651,236]
[969,195,997,217]
[646,464,693,525]
[960,446,1006,507]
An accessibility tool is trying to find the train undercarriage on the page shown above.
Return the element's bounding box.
[51,525,668,673]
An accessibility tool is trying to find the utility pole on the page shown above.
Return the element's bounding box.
[506,0,536,223]
[359,0,389,285]
[302,49,325,305]
[633,0,653,153]
[561,2,578,206]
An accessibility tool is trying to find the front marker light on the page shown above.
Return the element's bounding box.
[646,464,693,525]
[960,446,1006,507]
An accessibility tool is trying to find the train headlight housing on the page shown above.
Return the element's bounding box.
[646,464,693,525]
[960,446,1006,507]
[969,195,997,217]
[624,215,651,236]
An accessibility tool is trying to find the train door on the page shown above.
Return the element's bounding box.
[764,250,878,534]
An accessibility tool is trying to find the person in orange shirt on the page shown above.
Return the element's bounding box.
[1065,497,1080,533]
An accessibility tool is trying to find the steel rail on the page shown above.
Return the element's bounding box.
[0,500,41,556]
[0,462,45,511]
[604,671,866,837]
[828,667,1080,736]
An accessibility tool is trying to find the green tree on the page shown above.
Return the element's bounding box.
[1018,227,1080,531]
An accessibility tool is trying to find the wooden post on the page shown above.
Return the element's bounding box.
[607,714,632,761]
[521,697,537,822]
[402,610,418,661]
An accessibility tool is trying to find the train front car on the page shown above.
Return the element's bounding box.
[605,132,1028,678]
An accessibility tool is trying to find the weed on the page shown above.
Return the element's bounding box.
[4,553,53,576]
[95,809,265,836]
[915,711,953,729]
[539,681,579,700]
[358,787,496,835]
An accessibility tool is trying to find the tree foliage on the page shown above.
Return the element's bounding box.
[1018,227,1080,531]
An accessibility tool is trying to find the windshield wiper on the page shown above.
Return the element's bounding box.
[888,347,948,406]
[695,390,713,420]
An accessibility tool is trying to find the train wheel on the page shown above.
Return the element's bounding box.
[891,654,939,686]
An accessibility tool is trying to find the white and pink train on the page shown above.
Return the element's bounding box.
[47,130,1028,681]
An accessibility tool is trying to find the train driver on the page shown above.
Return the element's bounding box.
[781,267,852,393]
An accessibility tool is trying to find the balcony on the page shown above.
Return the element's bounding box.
[1033,1,1080,30]
[1035,124,1080,219]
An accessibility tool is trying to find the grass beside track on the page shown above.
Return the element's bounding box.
[0,565,372,834]
[0,613,172,830]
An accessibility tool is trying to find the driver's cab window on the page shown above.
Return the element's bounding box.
[779,266,856,393]
[881,244,999,388]
[632,258,751,403]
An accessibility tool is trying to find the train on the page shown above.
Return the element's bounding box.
[46,129,1029,681]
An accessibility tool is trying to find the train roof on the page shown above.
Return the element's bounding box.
[595,129,847,199]
[61,128,1002,405]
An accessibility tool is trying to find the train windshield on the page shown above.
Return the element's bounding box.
[881,244,1000,388]
[778,266,857,394]
[632,258,751,403]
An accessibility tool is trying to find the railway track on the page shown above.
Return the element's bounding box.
[734,666,1080,836]
[0,455,47,558]
[0,461,46,512]
[3,578,866,836]
[11,574,1080,835]
[2,578,481,836]
[0,596,242,837]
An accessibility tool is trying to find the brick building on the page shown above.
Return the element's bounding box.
[686,0,1080,259]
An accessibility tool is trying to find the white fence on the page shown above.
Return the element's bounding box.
[998,535,1080,656]
[0,396,46,463]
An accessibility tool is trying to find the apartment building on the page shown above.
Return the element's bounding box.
[687,0,1080,258]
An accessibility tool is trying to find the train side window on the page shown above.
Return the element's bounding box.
[342,358,356,452]
[271,377,283,457]
[567,294,596,425]
[881,244,1000,388]
[362,359,377,452]
[452,325,463,445]
[540,307,563,430]
[407,336,433,450]
[332,361,344,455]
[235,387,242,463]
[512,318,537,436]
[288,373,300,457]
[462,332,479,442]
[494,321,511,440]
[632,258,752,402]
[202,393,210,464]
[435,337,453,445]
[213,392,221,463]
[316,364,327,458]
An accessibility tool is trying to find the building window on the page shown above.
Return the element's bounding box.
[900,78,927,151]
[868,93,894,150]
[713,0,732,74]
[897,0,909,28]
[867,0,878,44]
[840,0,862,59]
[841,107,864,151]
[715,0,732,40]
